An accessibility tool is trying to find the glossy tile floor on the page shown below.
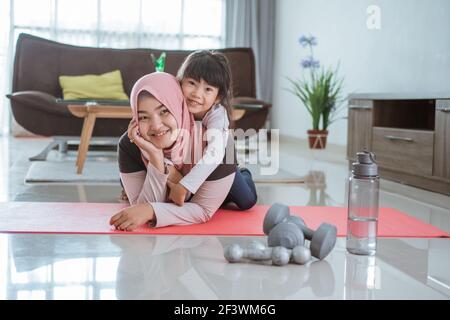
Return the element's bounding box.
[0,135,449,300]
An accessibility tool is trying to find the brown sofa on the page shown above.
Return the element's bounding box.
[7,33,270,139]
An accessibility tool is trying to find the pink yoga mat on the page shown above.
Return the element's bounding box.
[0,202,448,237]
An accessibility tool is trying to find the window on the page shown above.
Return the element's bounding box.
[11,0,225,49]
[0,0,225,135]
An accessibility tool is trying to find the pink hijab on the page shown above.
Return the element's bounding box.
[130,72,195,169]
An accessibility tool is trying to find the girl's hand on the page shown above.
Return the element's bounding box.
[110,203,155,231]
[167,181,188,206]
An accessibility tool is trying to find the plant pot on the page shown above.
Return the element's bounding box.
[307,129,328,149]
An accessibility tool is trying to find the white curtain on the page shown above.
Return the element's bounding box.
[225,0,275,103]
[0,0,225,136]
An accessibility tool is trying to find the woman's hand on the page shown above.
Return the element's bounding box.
[110,203,155,231]
[167,180,188,206]
[128,120,165,172]
[129,122,161,157]
[127,119,137,142]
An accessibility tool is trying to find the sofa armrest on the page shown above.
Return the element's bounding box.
[6,91,73,117]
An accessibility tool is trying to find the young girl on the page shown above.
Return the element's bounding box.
[111,72,237,230]
[168,50,257,210]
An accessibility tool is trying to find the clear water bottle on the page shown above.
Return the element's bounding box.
[346,151,379,256]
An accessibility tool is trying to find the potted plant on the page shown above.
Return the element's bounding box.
[287,35,345,149]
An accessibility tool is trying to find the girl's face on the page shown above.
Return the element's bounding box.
[137,95,178,149]
[181,77,220,119]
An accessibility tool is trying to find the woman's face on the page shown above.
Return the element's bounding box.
[137,95,178,149]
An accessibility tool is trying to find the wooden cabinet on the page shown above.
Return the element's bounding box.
[347,100,373,160]
[434,100,450,179]
[347,94,450,195]
[372,127,434,176]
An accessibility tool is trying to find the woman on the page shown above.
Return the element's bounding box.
[110,72,236,231]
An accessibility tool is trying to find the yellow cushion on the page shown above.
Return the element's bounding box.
[59,70,129,100]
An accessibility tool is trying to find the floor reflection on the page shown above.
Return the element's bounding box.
[304,170,336,206]
[344,253,380,300]
[0,137,9,201]
[3,234,449,299]
[110,235,336,300]
[6,234,120,300]
[13,184,123,203]
[4,234,339,300]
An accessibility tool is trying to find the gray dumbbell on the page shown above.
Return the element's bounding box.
[263,203,305,249]
[264,203,337,260]
[224,241,311,266]
[224,242,272,263]
[271,246,311,266]
[300,221,337,260]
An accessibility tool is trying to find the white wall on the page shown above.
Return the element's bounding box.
[272,0,450,146]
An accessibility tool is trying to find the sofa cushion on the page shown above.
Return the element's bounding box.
[59,70,129,100]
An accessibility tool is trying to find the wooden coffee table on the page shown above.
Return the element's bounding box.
[68,104,132,174]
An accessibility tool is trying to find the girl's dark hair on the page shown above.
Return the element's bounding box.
[177,50,234,123]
